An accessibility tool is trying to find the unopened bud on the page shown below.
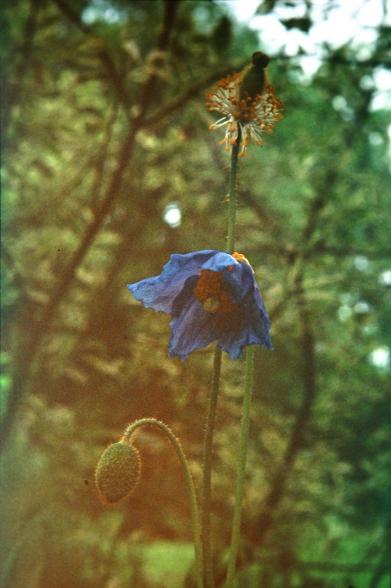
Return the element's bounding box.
[95,441,141,504]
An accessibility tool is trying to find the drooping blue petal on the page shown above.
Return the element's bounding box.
[170,275,199,318]
[252,284,272,347]
[201,251,240,273]
[216,277,272,358]
[168,273,262,359]
[222,261,255,303]
[214,312,248,359]
[169,297,218,359]
[128,250,219,314]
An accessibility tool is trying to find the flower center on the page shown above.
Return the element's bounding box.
[194,269,236,314]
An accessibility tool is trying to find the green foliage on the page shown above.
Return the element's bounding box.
[1,0,390,586]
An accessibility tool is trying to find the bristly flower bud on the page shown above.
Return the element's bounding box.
[95,441,141,504]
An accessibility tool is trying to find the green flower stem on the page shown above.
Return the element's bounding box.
[202,345,222,588]
[226,131,241,253]
[123,418,203,588]
[201,133,242,588]
[224,345,255,587]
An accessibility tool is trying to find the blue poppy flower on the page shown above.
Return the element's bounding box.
[127,250,272,360]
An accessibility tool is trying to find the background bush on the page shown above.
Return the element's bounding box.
[1,0,390,586]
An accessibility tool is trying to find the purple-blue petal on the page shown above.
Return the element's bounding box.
[222,261,255,303]
[201,251,240,272]
[222,261,271,352]
[168,298,218,359]
[217,273,272,358]
[128,250,219,314]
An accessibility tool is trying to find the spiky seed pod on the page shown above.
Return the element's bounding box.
[95,441,141,504]
[239,51,271,101]
[206,52,282,156]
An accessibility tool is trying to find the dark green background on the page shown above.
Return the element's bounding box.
[1,0,390,586]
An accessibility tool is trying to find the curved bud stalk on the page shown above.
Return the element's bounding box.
[96,418,204,588]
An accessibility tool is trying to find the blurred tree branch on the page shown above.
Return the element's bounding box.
[89,101,119,211]
[246,167,339,553]
[0,0,180,454]
[248,268,317,547]
[52,0,133,117]
[143,61,247,129]
[3,0,40,140]
[1,246,29,304]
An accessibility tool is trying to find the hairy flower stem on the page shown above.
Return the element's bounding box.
[226,130,241,253]
[202,346,221,588]
[123,418,203,588]
[201,133,242,588]
[224,345,255,587]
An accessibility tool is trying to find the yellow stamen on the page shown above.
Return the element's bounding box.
[232,252,250,264]
[203,297,220,313]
